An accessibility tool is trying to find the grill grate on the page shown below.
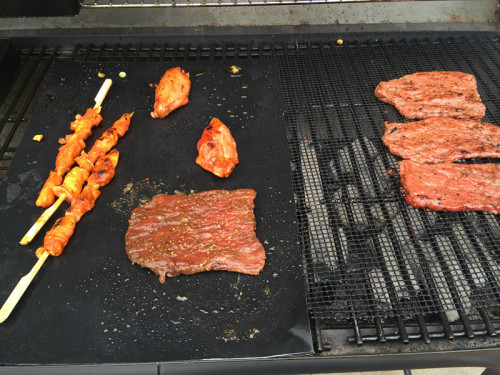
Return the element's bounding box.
[1,36,500,347]
[279,37,500,332]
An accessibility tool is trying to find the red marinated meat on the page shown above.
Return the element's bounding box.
[125,189,265,282]
[398,160,500,214]
[196,118,239,178]
[383,117,500,163]
[375,71,485,120]
[150,67,191,119]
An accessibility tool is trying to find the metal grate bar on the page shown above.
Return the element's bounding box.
[347,44,455,344]
[353,44,455,342]
[375,40,476,333]
[0,47,57,181]
[348,322,500,344]
[278,36,500,340]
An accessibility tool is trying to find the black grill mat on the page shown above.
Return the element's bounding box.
[0,59,313,364]
[279,37,500,324]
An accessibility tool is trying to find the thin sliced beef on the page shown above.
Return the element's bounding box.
[398,160,500,214]
[125,189,265,282]
[375,71,485,120]
[383,117,500,163]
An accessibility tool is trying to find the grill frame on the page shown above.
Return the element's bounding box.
[82,0,368,7]
[1,32,500,372]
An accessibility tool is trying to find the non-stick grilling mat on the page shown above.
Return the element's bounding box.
[279,37,500,325]
[0,59,313,364]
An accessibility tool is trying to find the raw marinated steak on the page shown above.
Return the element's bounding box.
[398,160,500,214]
[383,117,500,163]
[125,189,265,282]
[375,71,486,120]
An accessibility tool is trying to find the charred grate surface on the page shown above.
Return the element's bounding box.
[278,37,500,331]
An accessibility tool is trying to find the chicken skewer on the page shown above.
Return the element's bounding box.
[35,78,112,208]
[0,149,119,324]
[20,112,132,245]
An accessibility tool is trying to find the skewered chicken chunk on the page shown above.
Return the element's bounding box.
[68,149,119,221]
[151,67,191,119]
[53,113,132,203]
[36,149,119,258]
[36,108,102,207]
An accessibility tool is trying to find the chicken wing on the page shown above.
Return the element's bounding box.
[196,118,239,178]
[151,67,191,119]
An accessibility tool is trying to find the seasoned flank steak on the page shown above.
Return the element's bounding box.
[398,160,500,214]
[125,189,265,282]
[383,117,500,163]
[375,71,486,120]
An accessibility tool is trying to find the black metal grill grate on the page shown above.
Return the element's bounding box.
[279,37,500,331]
[1,36,500,347]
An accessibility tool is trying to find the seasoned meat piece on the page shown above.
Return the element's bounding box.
[375,71,486,120]
[125,189,266,283]
[398,160,500,214]
[36,214,77,258]
[196,118,239,178]
[36,138,86,207]
[36,149,120,258]
[383,117,500,163]
[68,149,119,221]
[36,108,103,207]
[54,113,132,203]
[151,67,191,119]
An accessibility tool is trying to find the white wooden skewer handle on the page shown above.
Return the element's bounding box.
[20,194,66,245]
[94,78,112,110]
[0,251,49,323]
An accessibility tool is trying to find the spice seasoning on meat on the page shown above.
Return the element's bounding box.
[375,71,486,120]
[125,189,265,283]
[398,160,500,214]
[382,117,500,163]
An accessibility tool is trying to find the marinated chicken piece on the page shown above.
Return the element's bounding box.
[36,108,103,207]
[36,138,86,207]
[150,67,191,119]
[53,165,91,203]
[70,108,103,137]
[68,149,119,221]
[36,214,77,257]
[54,113,132,203]
[83,113,132,164]
[196,118,239,178]
[37,149,119,258]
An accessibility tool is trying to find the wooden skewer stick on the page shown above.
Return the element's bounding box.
[19,79,113,246]
[19,195,66,245]
[0,251,49,323]
[94,78,113,112]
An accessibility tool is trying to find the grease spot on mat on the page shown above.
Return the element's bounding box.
[1,169,42,209]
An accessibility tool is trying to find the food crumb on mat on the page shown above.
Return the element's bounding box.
[32,134,44,142]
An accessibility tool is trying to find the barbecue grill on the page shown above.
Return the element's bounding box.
[1,1,500,374]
